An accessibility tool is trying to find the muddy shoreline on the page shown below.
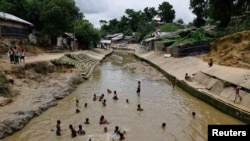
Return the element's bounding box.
[0,61,82,139]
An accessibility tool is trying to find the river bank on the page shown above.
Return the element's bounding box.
[0,48,112,139]
[133,46,250,123]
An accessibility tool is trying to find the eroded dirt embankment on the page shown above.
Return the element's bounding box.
[0,59,83,139]
[0,47,112,139]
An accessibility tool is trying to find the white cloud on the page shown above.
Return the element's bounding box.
[75,0,195,28]
[75,0,110,14]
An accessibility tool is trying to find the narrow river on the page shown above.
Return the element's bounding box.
[3,51,243,141]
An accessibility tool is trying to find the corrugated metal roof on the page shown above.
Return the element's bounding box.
[111,33,123,41]
[0,11,34,26]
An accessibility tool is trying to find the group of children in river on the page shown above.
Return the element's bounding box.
[55,80,199,140]
[55,81,142,140]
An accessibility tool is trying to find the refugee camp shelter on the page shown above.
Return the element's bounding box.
[0,11,34,38]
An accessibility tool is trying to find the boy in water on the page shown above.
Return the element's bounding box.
[161,123,166,129]
[76,109,80,113]
[78,124,86,135]
[126,99,129,103]
[137,81,141,96]
[192,112,196,117]
[93,94,97,101]
[56,120,62,136]
[76,99,79,107]
[102,99,106,106]
[172,77,177,89]
[137,104,143,111]
[69,124,77,138]
[99,94,105,101]
[84,102,88,107]
[113,91,118,100]
[99,115,109,124]
[84,118,90,124]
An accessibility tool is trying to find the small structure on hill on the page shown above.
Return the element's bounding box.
[56,33,78,50]
[0,11,34,39]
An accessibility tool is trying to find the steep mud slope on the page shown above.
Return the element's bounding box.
[201,30,250,69]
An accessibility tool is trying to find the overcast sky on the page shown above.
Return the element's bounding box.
[75,0,195,28]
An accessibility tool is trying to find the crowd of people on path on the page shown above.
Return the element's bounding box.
[7,47,26,64]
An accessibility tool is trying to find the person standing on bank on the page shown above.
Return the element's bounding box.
[234,85,242,103]
[208,58,213,67]
[137,81,141,96]
[8,47,14,64]
[20,49,26,63]
[13,47,19,64]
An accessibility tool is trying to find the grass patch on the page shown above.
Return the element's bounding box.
[0,73,9,97]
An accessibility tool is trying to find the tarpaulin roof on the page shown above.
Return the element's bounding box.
[100,40,111,44]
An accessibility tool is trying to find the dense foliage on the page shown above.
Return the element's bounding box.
[190,0,250,28]
[0,72,9,96]
[99,1,176,41]
[0,0,100,47]
[158,23,182,32]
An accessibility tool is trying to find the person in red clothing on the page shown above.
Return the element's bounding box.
[234,85,242,103]
[99,115,109,124]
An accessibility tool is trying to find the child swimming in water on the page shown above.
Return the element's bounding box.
[56,120,62,136]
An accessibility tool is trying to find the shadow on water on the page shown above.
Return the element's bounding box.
[3,51,243,141]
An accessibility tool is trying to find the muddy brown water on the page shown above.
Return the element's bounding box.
[3,51,243,141]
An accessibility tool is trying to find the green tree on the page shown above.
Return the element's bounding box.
[0,0,12,12]
[3,0,29,19]
[74,19,100,49]
[189,0,208,27]
[232,0,250,16]
[125,9,145,32]
[136,21,155,41]
[99,6,163,42]
[40,0,81,45]
[209,0,233,27]
[158,1,175,22]
[176,19,184,24]
[143,7,158,22]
